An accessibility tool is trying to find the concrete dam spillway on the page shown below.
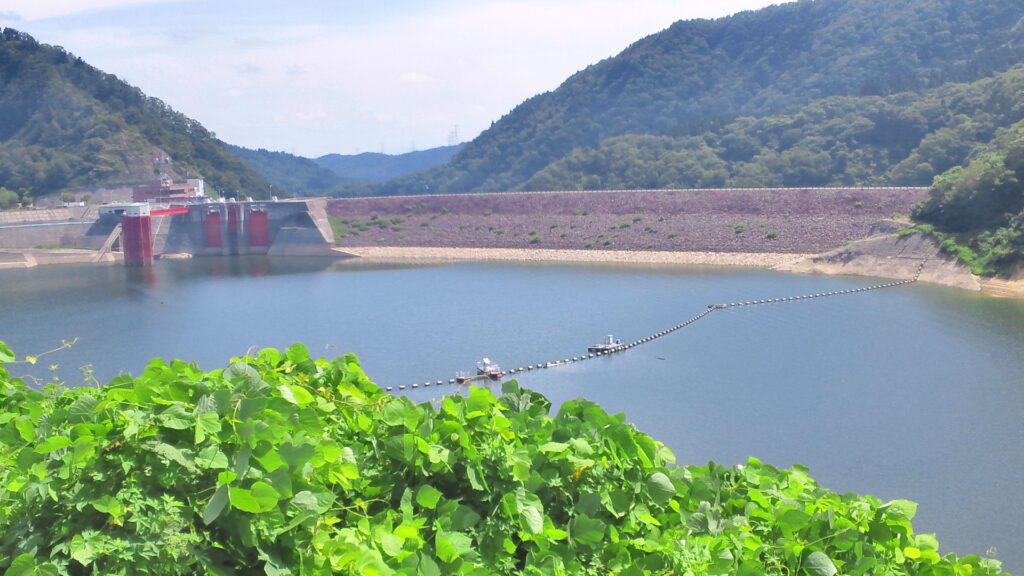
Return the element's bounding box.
[0,198,338,268]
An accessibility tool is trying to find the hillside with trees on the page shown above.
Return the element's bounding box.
[912,118,1024,274]
[226,145,349,196]
[0,28,274,203]
[359,0,1023,197]
[520,68,1024,191]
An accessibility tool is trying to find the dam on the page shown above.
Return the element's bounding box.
[0,198,337,267]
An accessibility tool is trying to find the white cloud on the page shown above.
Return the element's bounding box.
[2,0,178,21]
[398,72,438,86]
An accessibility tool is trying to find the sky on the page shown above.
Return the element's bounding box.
[1,0,788,158]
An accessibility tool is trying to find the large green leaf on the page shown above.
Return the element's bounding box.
[33,435,71,454]
[884,499,919,520]
[804,551,838,576]
[6,554,37,576]
[278,384,314,406]
[157,404,193,430]
[196,445,229,469]
[203,485,230,525]
[569,515,605,548]
[778,507,811,532]
[645,472,676,504]
[415,484,443,510]
[250,481,281,512]
[194,411,221,445]
[0,341,15,364]
[435,531,473,563]
[68,394,99,424]
[229,487,261,514]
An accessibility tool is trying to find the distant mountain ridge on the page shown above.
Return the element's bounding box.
[228,144,464,196]
[366,0,1024,196]
[226,145,350,195]
[314,145,464,183]
[0,28,273,202]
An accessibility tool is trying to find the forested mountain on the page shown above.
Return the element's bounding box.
[521,68,1024,190]
[364,0,1024,196]
[315,144,463,184]
[226,145,349,195]
[0,28,273,202]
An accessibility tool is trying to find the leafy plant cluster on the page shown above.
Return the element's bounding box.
[0,28,273,203]
[0,341,1011,575]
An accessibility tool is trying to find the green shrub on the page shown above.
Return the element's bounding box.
[0,342,1008,576]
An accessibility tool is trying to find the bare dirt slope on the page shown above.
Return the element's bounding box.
[777,230,981,291]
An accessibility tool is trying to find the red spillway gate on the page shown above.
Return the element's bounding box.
[205,211,223,247]
[249,210,269,246]
[122,215,153,266]
[227,205,239,234]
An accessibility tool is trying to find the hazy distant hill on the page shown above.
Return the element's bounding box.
[0,28,274,203]
[229,144,463,196]
[315,145,463,183]
[226,144,350,195]
[367,0,1024,196]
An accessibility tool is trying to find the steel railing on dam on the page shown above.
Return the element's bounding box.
[335,186,929,203]
[386,257,928,393]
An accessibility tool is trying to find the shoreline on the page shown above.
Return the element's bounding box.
[336,246,813,268]
[3,242,1021,301]
[338,242,1024,301]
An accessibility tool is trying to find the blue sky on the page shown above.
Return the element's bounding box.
[2,1,788,157]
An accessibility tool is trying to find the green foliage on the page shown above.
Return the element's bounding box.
[0,342,1012,575]
[0,28,273,201]
[520,68,1024,191]
[329,216,404,243]
[913,117,1024,274]
[0,185,18,209]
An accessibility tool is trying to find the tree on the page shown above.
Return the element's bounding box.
[0,186,18,209]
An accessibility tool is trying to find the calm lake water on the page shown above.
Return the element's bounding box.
[2,256,1023,572]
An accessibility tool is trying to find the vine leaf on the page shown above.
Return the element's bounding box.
[804,551,838,576]
[203,485,229,525]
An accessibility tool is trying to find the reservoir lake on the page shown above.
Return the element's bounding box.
[2,256,1023,572]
